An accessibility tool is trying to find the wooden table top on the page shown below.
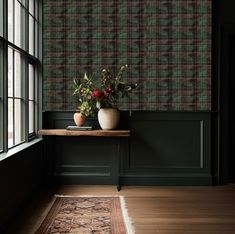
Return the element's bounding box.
[38,129,130,137]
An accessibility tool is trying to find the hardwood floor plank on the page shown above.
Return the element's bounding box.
[4,185,235,234]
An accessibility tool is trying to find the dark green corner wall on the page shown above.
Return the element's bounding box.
[0,141,44,232]
[43,0,211,111]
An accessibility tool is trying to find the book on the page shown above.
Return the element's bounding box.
[66,126,93,131]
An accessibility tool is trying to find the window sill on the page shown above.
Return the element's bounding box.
[0,138,43,162]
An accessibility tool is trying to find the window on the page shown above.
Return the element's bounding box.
[0,0,42,151]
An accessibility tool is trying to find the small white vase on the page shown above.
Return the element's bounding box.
[98,108,120,130]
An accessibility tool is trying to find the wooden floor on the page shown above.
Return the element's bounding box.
[5,185,235,234]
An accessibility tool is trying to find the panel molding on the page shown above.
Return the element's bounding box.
[128,119,207,170]
[122,111,212,185]
[120,174,212,186]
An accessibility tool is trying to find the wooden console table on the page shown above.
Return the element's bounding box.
[38,129,130,137]
[38,129,130,191]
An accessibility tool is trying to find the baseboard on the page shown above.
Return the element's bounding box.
[120,174,213,186]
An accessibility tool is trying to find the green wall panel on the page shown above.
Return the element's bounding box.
[121,111,212,185]
[43,0,211,111]
[45,136,121,185]
[42,111,212,185]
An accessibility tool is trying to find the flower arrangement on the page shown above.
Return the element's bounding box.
[91,64,139,109]
[73,64,139,117]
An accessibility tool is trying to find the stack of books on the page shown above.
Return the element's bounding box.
[66,126,93,131]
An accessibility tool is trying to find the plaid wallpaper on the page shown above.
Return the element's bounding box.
[43,0,211,111]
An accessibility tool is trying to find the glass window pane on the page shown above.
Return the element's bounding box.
[29,63,34,100]
[14,51,22,98]
[8,0,13,42]
[29,0,34,15]
[14,99,23,145]
[8,48,13,97]
[8,98,14,148]
[35,0,38,20]
[29,16,34,55]
[29,101,34,133]
[15,0,22,47]
[0,0,3,37]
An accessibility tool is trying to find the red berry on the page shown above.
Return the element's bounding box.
[92,89,103,98]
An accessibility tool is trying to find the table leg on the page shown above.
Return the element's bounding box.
[117,184,121,191]
[117,174,121,191]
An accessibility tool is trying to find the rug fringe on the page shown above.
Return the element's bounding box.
[120,196,135,234]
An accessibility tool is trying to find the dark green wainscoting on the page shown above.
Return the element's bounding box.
[42,111,212,186]
[122,112,211,185]
[45,136,125,185]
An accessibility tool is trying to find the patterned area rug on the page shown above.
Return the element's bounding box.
[35,196,134,234]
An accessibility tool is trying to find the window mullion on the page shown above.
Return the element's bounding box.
[0,44,4,152]
[24,56,28,141]
[12,50,15,145]
[38,0,42,131]
[3,0,8,151]
[3,42,8,151]
[33,0,35,56]
[34,64,37,131]
[25,0,29,140]
[36,63,40,131]
[13,0,15,44]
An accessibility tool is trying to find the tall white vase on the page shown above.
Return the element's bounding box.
[98,108,120,130]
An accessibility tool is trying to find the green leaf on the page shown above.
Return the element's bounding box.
[84,73,89,81]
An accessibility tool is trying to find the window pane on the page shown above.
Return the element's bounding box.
[8,48,13,97]
[14,51,22,98]
[29,101,34,133]
[8,98,14,148]
[35,0,38,20]
[29,0,34,15]
[29,63,34,100]
[14,99,23,145]
[0,0,3,37]
[8,0,13,42]
[29,16,34,55]
[15,0,22,47]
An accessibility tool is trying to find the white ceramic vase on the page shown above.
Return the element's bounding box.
[98,108,120,130]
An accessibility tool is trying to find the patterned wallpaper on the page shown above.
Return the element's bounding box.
[43,0,211,111]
